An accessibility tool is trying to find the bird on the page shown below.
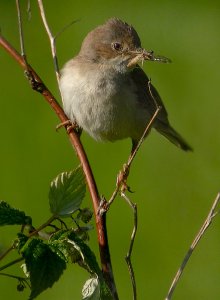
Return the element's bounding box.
[59,18,192,153]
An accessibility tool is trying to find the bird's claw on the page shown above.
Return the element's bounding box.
[56,120,82,135]
[117,164,133,193]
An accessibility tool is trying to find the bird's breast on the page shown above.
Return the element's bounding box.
[60,63,149,142]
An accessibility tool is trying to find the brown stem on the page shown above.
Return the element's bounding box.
[0,35,118,299]
[0,245,14,262]
[0,257,24,272]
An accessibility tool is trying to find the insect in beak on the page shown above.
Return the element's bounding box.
[127,48,171,68]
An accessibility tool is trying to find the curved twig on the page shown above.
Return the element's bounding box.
[107,103,161,209]
[0,35,118,299]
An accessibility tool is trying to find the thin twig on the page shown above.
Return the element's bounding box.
[28,215,57,238]
[121,192,138,300]
[37,0,79,82]
[0,34,118,300]
[0,272,31,288]
[0,257,24,272]
[37,0,60,82]
[0,272,27,281]
[16,0,27,64]
[148,79,159,109]
[107,83,161,208]
[0,245,14,262]
[128,80,161,167]
[37,2,79,107]
[16,0,33,79]
[127,106,161,167]
[54,19,80,40]
[26,0,32,20]
[0,215,55,264]
[165,192,220,300]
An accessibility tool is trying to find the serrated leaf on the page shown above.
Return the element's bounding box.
[82,277,100,300]
[17,232,29,252]
[49,230,91,264]
[49,230,100,274]
[49,237,72,263]
[21,238,66,299]
[0,201,32,226]
[49,231,113,299]
[48,229,69,242]
[49,167,86,217]
[67,231,101,275]
[48,230,72,262]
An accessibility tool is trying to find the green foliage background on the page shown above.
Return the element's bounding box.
[1,1,220,299]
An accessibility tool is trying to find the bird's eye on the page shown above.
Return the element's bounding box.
[112,42,123,51]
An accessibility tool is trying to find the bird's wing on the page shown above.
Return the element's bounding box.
[130,65,169,124]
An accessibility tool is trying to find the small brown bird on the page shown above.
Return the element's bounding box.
[60,18,192,152]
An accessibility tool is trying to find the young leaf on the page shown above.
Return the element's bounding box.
[66,233,113,299]
[49,230,113,299]
[21,238,66,299]
[49,167,86,217]
[77,208,93,223]
[49,230,90,264]
[82,277,113,300]
[0,201,32,226]
[17,232,29,252]
[82,277,100,299]
[67,231,101,275]
[49,230,100,274]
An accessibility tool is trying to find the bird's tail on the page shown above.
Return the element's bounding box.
[156,123,192,151]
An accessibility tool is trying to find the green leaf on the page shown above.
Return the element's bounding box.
[48,237,71,263]
[17,232,29,252]
[48,230,72,262]
[21,238,66,299]
[0,201,32,226]
[77,208,93,223]
[49,230,113,299]
[49,167,86,217]
[49,230,100,274]
[49,230,92,265]
[67,231,101,275]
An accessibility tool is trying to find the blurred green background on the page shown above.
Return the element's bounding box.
[1,0,220,299]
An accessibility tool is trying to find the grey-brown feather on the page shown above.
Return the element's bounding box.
[131,66,192,151]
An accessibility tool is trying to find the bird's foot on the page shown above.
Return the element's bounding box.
[56,120,82,135]
[117,163,133,193]
[98,164,133,216]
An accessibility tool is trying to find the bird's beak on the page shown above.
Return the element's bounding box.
[127,48,171,68]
